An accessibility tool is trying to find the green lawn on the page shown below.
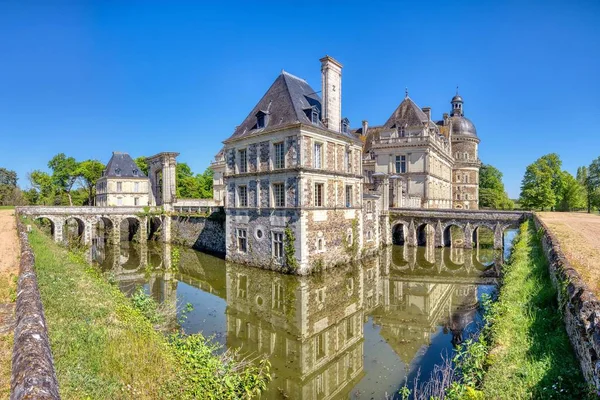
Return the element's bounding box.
[0,206,15,210]
[481,220,592,399]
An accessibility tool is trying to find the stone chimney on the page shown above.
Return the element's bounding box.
[361,120,369,135]
[320,55,343,132]
[422,107,431,121]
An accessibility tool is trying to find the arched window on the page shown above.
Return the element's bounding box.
[317,238,324,252]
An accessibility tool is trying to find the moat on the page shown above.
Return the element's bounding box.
[91,232,515,399]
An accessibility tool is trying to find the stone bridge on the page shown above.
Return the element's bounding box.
[387,208,531,249]
[16,206,170,245]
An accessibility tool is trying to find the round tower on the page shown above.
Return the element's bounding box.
[449,91,481,210]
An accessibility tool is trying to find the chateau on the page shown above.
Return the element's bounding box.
[219,56,481,273]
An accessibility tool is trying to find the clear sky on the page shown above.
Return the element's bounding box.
[1,0,599,198]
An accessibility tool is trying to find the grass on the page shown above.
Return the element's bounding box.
[28,224,269,399]
[481,220,592,399]
[0,334,12,398]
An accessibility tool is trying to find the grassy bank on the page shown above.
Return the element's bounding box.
[28,225,269,399]
[480,220,591,398]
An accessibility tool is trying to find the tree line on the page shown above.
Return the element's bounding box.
[0,154,214,206]
[519,153,600,212]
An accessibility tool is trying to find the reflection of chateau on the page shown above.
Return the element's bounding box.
[95,242,502,399]
[225,263,365,399]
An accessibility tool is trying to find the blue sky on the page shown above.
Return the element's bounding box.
[1,1,599,198]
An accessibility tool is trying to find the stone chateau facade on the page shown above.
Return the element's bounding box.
[219,56,482,273]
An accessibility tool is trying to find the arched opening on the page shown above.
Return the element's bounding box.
[148,217,162,241]
[473,226,494,249]
[472,247,496,271]
[443,224,465,248]
[443,247,465,269]
[392,223,407,245]
[416,223,434,246]
[64,217,85,245]
[119,242,141,271]
[120,217,141,242]
[391,245,409,267]
[95,217,114,243]
[416,245,436,267]
[34,217,55,237]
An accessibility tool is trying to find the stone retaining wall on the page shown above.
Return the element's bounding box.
[11,217,60,399]
[170,215,226,255]
[534,214,600,390]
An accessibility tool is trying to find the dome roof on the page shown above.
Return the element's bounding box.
[451,94,463,103]
[450,116,477,137]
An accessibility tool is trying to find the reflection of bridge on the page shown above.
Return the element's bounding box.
[17,206,170,244]
[388,208,529,249]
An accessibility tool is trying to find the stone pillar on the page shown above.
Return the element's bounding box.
[407,220,417,247]
[147,152,180,210]
[139,216,148,244]
[464,223,473,249]
[161,216,172,243]
[435,221,444,248]
[139,240,148,269]
[83,219,94,246]
[112,217,121,244]
[494,223,503,250]
[53,217,65,243]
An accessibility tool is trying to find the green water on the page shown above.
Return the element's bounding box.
[92,233,514,400]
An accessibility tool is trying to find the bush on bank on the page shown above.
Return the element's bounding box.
[28,224,270,399]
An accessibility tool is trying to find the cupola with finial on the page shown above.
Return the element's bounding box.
[450,86,464,117]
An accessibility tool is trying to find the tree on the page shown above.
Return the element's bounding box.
[78,160,105,205]
[29,170,55,205]
[478,164,514,210]
[557,171,585,211]
[134,156,149,176]
[197,167,214,199]
[520,158,555,210]
[48,153,79,206]
[0,167,24,205]
[0,168,17,186]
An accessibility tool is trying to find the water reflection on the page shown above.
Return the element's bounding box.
[93,239,508,400]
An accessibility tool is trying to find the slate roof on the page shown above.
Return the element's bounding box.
[383,96,430,129]
[103,152,146,178]
[224,71,358,143]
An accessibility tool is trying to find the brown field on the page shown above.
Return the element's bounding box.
[537,212,600,295]
[0,209,19,398]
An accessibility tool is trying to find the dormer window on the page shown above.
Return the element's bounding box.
[341,118,350,134]
[311,106,319,124]
[115,168,121,176]
[133,169,138,177]
[256,111,267,129]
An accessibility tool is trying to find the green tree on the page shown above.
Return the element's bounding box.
[197,167,214,199]
[134,156,149,176]
[0,167,17,186]
[557,171,585,211]
[29,170,55,205]
[48,153,79,206]
[478,164,514,210]
[78,160,105,206]
[0,167,25,205]
[520,158,555,210]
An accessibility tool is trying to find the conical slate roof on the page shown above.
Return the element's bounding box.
[103,152,145,178]
[383,97,429,129]
[225,71,324,142]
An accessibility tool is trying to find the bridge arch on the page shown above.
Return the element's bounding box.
[148,216,162,241]
[416,223,435,246]
[442,223,466,248]
[34,216,58,239]
[64,216,86,244]
[119,216,142,242]
[391,221,409,245]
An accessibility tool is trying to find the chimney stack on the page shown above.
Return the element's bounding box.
[362,120,369,136]
[320,55,343,132]
[422,107,431,121]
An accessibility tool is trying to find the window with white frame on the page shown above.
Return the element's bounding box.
[239,149,247,173]
[274,142,285,169]
[272,231,284,260]
[238,185,248,207]
[345,185,353,207]
[314,183,324,207]
[117,182,122,192]
[237,229,247,253]
[395,155,406,173]
[313,142,323,169]
[273,183,285,207]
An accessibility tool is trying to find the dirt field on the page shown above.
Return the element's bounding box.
[538,212,600,294]
[0,209,19,398]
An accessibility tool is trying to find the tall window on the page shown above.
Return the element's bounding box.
[237,275,248,298]
[272,232,284,260]
[133,169,139,177]
[345,150,352,172]
[272,282,284,311]
[134,197,139,206]
[134,182,139,192]
[257,113,265,129]
[316,332,326,360]
[311,108,319,124]
[274,142,285,169]
[117,182,122,192]
[314,183,324,207]
[239,149,247,173]
[345,185,353,207]
[395,155,406,173]
[237,229,247,253]
[313,143,323,169]
[238,185,248,207]
[273,183,285,207]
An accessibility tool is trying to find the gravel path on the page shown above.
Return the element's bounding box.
[538,211,600,294]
